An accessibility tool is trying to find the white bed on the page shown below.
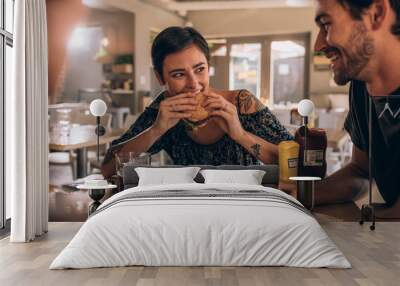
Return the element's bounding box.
[50,183,351,269]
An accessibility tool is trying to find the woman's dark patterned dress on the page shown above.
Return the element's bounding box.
[111,91,293,165]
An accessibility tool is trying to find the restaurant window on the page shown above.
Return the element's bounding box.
[208,33,310,107]
[1,0,15,230]
[229,43,262,99]
[269,40,306,106]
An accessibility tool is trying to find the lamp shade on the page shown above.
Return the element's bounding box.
[298,99,315,117]
[89,99,107,116]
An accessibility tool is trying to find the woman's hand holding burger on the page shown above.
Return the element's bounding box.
[152,92,198,135]
[152,90,247,142]
[204,91,246,141]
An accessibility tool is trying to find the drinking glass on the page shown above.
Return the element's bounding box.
[114,152,133,177]
[115,152,152,177]
[131,152,152,165]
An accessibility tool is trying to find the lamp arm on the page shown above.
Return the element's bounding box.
[302,116,308,165]
[97,117,100,163]
[94,117,106,163]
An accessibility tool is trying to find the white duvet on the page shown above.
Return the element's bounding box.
[50,183,351,269]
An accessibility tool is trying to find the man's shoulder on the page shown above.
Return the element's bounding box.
[343,81,369,152]
[350,80,367,95]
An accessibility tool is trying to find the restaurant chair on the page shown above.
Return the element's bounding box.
[48,106,85,185]
[49,151,77,185]
[316,110,351,171]
[111,107,131,129]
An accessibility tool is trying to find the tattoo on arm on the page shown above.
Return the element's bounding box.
[238,90,265,113]
[251,144,261,159]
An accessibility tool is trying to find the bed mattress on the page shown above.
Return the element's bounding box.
[50,183,350,269]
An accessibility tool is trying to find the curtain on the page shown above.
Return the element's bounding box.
[7,0,49,242]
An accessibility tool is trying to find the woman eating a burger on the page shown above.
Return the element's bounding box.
[101,26,293,178]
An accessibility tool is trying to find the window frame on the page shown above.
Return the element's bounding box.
[1,0,14,231]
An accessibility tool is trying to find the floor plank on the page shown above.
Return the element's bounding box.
[1,221,400,286]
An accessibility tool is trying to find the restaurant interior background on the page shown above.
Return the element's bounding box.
[33,0,353,221]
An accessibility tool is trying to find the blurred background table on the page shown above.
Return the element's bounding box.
[49,127,124,178]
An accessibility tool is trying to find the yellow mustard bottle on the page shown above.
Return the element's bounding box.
[278,141,300,183]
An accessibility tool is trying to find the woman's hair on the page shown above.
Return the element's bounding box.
[151,26,210,80]
[337,0,400,36]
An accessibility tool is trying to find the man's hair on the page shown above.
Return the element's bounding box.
[151,26,210,80]
[337,0,400,36]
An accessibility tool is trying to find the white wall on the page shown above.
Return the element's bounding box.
[188,7,350,107]
[63,27,104,102]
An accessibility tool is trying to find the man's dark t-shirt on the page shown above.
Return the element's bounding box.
[344,80,400,206]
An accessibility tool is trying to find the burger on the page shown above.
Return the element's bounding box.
[182,92,209,130]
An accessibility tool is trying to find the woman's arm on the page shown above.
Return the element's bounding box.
[204,90,290,164]
[101,126,164,179]
[234,131,279,164]
[234,90,279,163]
[101,92,198,179]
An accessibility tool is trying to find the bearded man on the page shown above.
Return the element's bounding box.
[313,0,400,214]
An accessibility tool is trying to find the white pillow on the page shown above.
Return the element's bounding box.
[200,169,266,185]
[135,167,201,186]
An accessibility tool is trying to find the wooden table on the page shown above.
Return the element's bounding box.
[48,102,89,110]
[49,128,125,178]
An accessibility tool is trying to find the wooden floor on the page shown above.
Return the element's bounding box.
[1,220,400,286]
[6,173,398,285]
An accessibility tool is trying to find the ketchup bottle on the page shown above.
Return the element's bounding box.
[295,126,327,178]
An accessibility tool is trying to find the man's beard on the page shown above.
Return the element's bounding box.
[333,22,375,85]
